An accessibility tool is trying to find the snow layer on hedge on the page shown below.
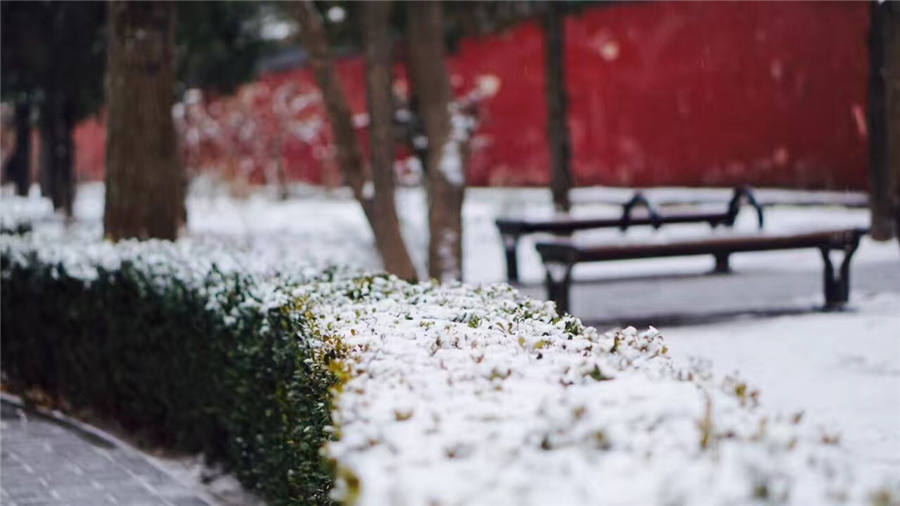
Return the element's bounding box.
[0,233,325,320]
[311,276,898,505]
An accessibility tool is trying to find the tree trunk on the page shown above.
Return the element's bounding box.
[406,1,465,282]
[38,93,75,217]
[544,1,573,213]
[295,1,419,279]
[104,1,183,240]
[868,2,897,241]
[362,1,418,280]
[3,102,31,196]
[294,2,368,204]
[883,3,900,248]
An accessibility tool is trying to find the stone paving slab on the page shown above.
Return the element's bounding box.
[1,401,213,506]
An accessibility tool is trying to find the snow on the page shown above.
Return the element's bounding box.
[661,293,900,479]
[0,189,54,231]
[436,107,471,188]
[326,6,346,24]
[2,182,899,505]
[438,136,464,187]
[436,228,461,282]
[312,278,898,505]
[361,180,375,201]
[9,181,890,285]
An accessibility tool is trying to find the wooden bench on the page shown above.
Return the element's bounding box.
[495,186,764,283]
[534,228,867,314]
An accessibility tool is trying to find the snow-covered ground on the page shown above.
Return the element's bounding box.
[662,293,900,479]
[186,183,898,284]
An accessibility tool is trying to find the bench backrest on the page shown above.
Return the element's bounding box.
[496,186,764,236]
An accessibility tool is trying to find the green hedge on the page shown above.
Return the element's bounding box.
[1,242,343,505]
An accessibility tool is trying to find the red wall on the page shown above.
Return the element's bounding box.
[75,1,871,190]
[455,1,869,188]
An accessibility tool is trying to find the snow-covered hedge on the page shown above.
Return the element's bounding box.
[1,231,897,506]
[309,276,897,506]
[0,235,340,505]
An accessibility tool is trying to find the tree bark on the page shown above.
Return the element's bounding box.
[883,3,900,248]
[868,2,897,241]
[406,1,465,282]
[3,103,31,196]
[295,1,420,279]
[362,1,418,280]
[294,2,368,204]
[104,1,183,240]
[544,1,573,213]
[38,93,74,217]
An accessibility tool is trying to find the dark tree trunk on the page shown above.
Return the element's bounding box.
[3,103,31,196]
[38,93,75,217]
[38,119,51,200]
[406,1,465,282]
[104,1,183,240]
[884,3,900,248]
[362,1,418,280]
[544,1,573,213]
[868,1,898,241]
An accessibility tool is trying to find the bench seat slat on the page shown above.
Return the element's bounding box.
[536,228,866,263]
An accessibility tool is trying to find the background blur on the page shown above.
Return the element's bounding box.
[1,1,880,191]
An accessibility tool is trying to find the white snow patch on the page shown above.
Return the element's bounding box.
[437,138,464,187]
[326,5,346,23]
[436,228,460,282]
[661,292,900,478]
[435,105,474,188]
[361,180,375,201]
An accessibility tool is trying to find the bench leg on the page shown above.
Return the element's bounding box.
[544,260,574,315]
[713,253,731,274]
[501,233,520,283]
[819,239,861,310]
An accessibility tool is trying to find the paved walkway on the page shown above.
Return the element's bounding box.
[1,400,211,506]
